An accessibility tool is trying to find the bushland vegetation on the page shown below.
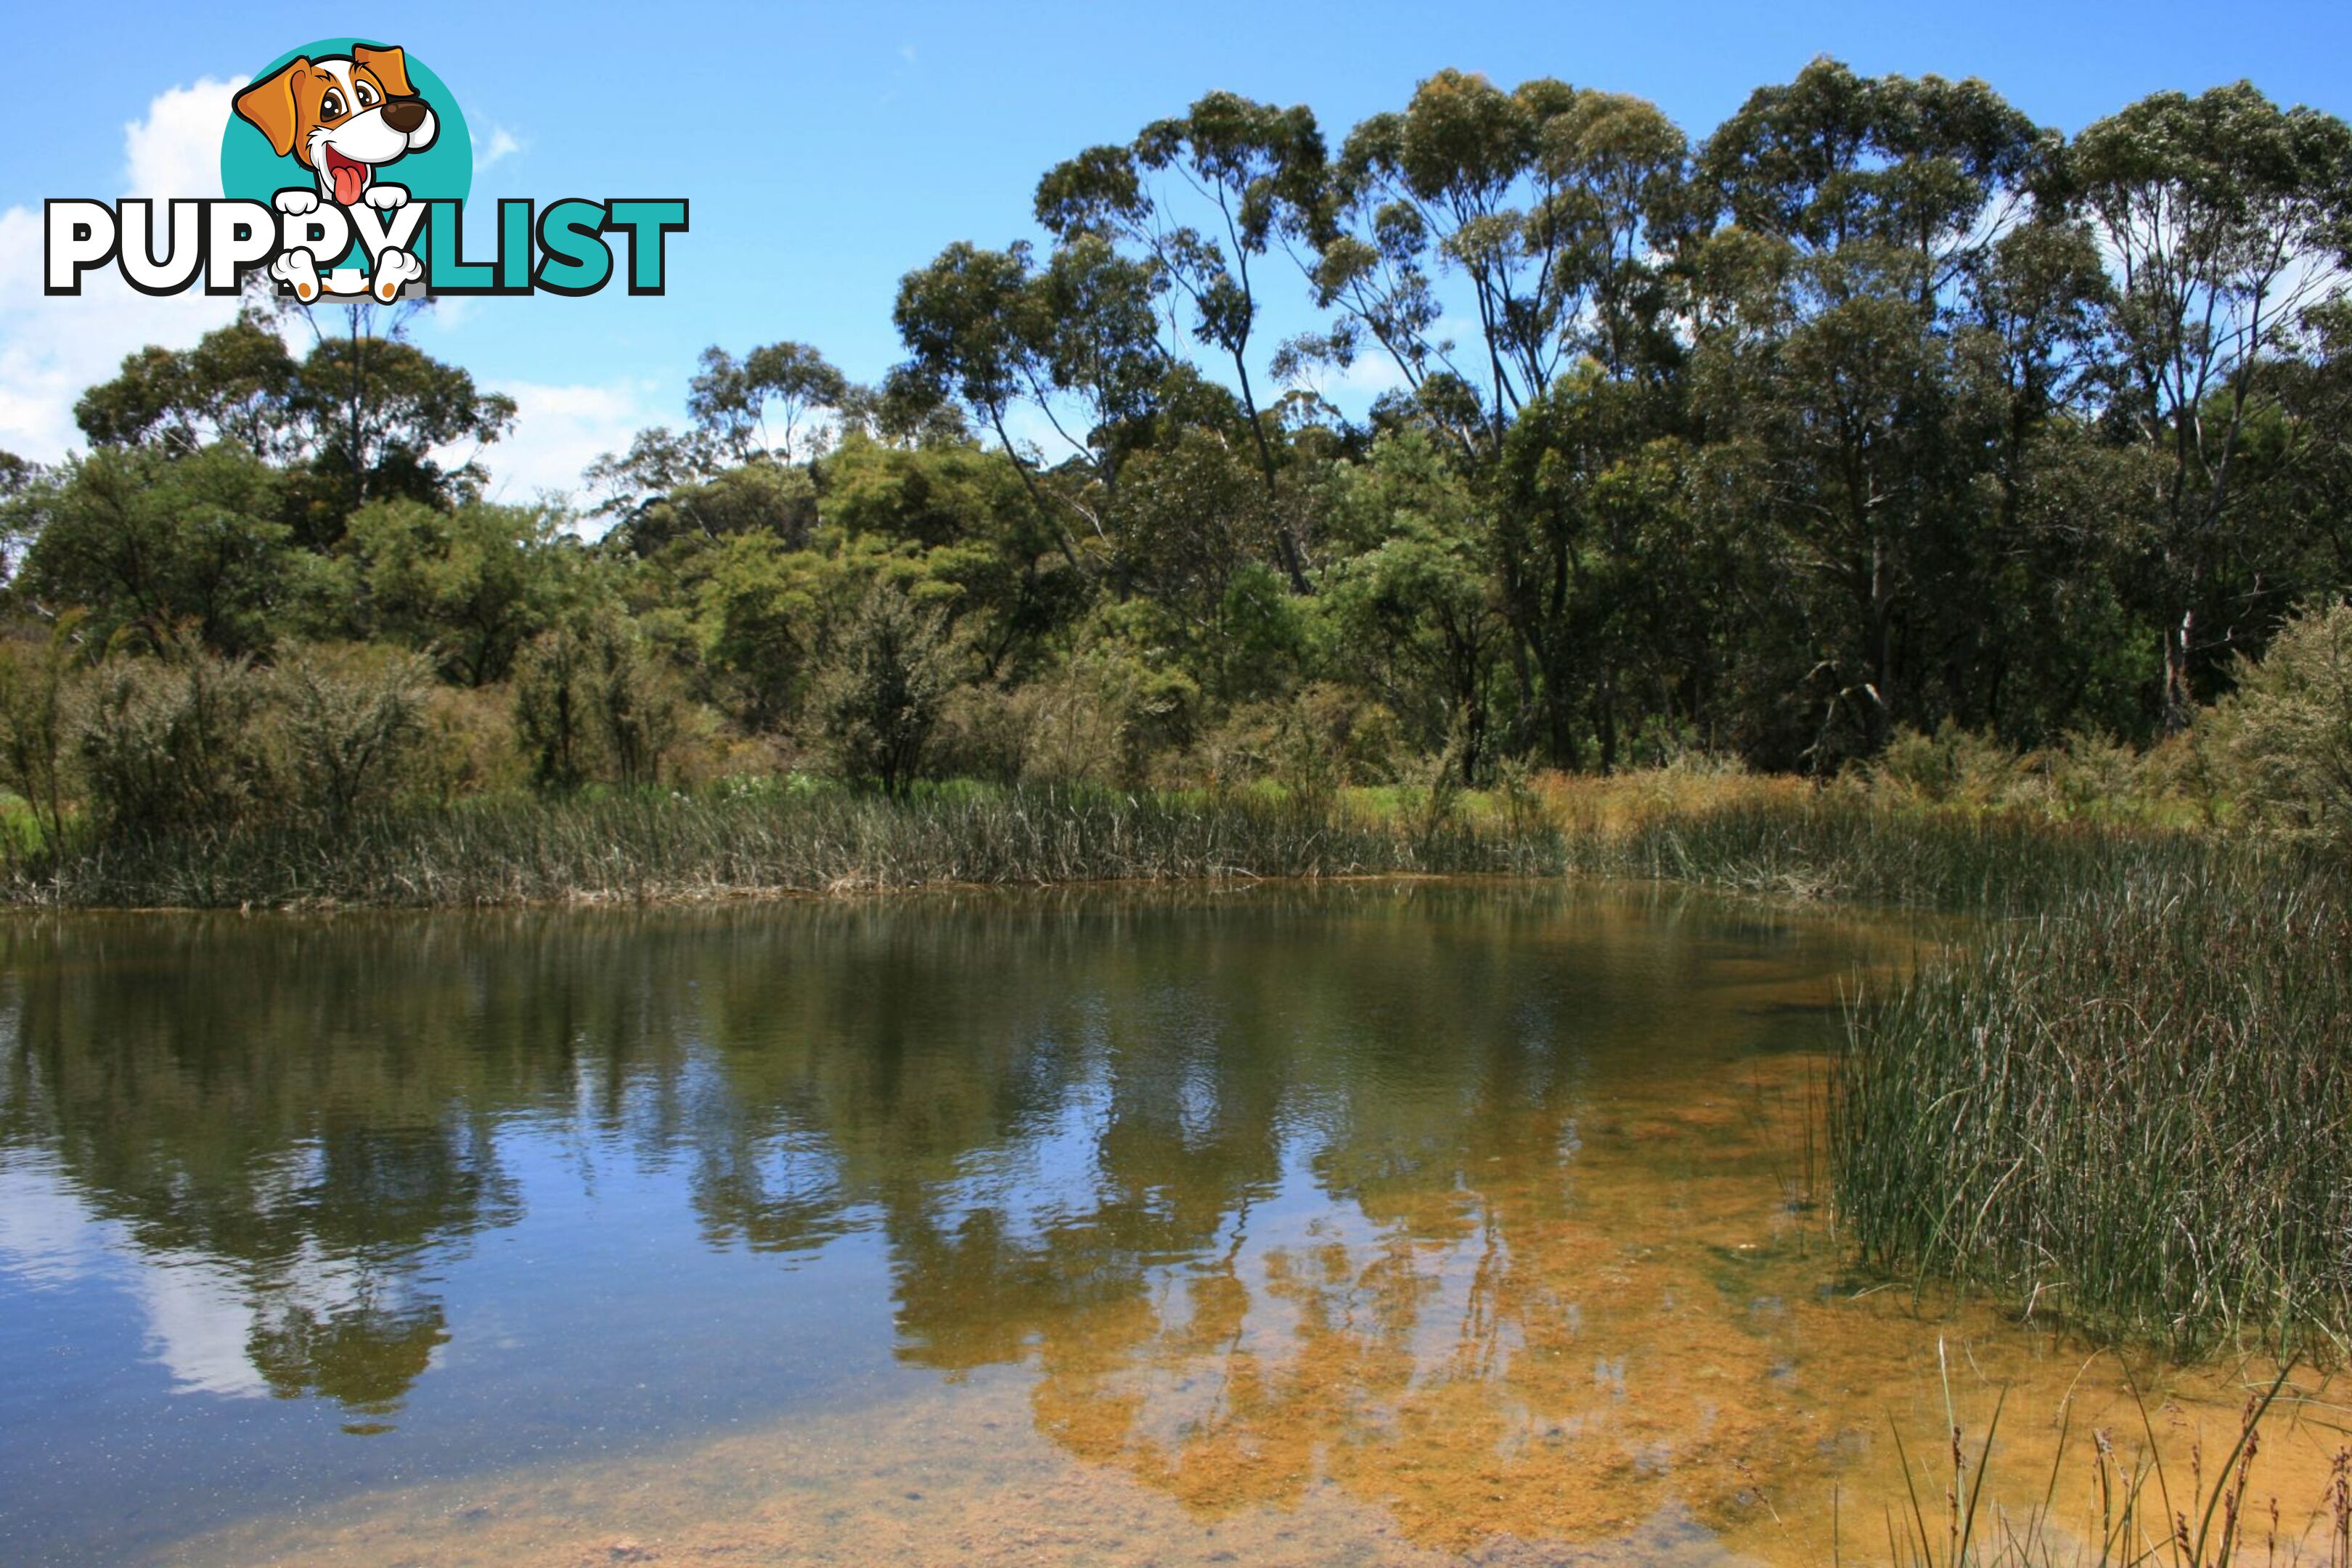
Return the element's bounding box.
[1,60,2346,875]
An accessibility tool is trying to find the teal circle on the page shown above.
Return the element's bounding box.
[220,38,471,269]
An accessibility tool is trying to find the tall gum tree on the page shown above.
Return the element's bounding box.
[2070,82,2352,731]
[1688,60,2057,760]
[1035,92,1327,592]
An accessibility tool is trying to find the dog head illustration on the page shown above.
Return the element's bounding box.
[233,44,438,207]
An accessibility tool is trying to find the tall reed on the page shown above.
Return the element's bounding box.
[0,782,1560,908]
[1866,1356,2342,1567]
[1834,846,2352,1357]
[0,776,2211,912]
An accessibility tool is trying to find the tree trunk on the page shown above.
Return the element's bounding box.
[2164,605,2197,734]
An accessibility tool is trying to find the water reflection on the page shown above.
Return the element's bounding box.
[0,920,548,1421]
[1,886,2094,1563]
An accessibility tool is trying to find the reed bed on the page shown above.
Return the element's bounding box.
[1834,848,2352,1359]
[1580,796,2207,911]
[0,773,2208,912]
[0,783,1552,909]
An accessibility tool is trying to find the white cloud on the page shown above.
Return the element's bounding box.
[0,81,642,495]
[0,75,248,463]
[0,1156,267,1397]
[473,377,665,505]
[124,78,246,201]
[473,125,523,170]
[134,1251,272,1399]
[0,1156,114,1286]
[1325,349,1415,399]
[0,76,665,508]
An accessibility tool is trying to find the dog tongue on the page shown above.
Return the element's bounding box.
[331,161,366,205]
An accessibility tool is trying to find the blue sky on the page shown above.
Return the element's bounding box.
[4,0,2348,500]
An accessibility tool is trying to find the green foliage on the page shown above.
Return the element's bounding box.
[2223,600,2352,852]
[511,605,682,793]
[75,653,281,838]
[686,341,848,464]
[583,610,685,788]
[271,642,433,828]
[812,581,959,796]
[683,531,835,730]
[513,621,595,793]
[1868,722,2034,808]
[0,615,81,844]
[73,317,298,460]
[7,60,2352,865]
[1322,433,1503,775]
[335,499,571,685]
[612,460,819,557]
[2072,82,2352,730]
[10,443,292,657]
[73,309,515,542]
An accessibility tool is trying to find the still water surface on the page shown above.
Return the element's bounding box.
[0,884,2331,1564]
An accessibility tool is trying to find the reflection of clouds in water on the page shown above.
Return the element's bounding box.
[1,1157,262,1396]
[1,1156,265,1397]
[950,1071,1116,1244]
[0,1156,116,1287]
[0,1156,384,1402]
[133,1252,269,1398]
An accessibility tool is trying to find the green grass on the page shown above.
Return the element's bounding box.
[1575,796,2214,912]
[0,780,1557,908]
[0,772,2218,912]
[1834,841,2352,1359]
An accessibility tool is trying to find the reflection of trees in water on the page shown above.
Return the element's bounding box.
[794,889,1874,1550]
[0,914,709,1421]
[250,1283,444,1420]
[0,889,1876,1508]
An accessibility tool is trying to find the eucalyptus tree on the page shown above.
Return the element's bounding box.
[1322,430,1509,776]
[1312,71,1689,458]
[9,443,292,658]
[686,341,851,465]
[1035,91,1326,589]
[1297,73,1699,767]
[70,313,514,546]
[2252,302,2352,592]
[894,240,1080,570]
[1688,60,2057,760]
[73,315,301,462]
[892,235,1167,579]
[2070,83,2352,729]
[277,287,515,531]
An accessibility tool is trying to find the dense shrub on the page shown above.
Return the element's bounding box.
[75,653,280,837]
[0,618,79,844]
[811,582,955,796]
[513,605,687,792]
[271,642,433,826]
[2224,600,2352,853]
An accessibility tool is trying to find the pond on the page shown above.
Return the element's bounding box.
[0,884,2332,1565]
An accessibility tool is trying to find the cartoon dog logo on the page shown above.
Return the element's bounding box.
[232,44,436,303]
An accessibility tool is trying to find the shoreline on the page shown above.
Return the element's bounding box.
[0,779,2227,915]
